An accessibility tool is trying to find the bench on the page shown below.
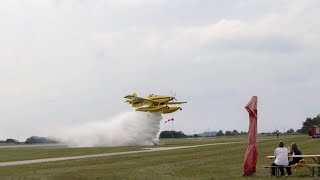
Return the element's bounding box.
[263,164,320,177]
[262,165,290,177]
[302,164,320,177]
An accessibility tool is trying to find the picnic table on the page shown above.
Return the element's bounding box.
[266,155,320,176]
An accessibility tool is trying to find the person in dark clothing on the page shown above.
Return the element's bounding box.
[286,142,302,175]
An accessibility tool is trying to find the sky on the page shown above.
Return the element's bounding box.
[1,0,320,141]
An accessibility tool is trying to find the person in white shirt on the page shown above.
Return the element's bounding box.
[271,141,289,176]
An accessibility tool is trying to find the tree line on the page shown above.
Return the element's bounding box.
[160,114,320,138]
[0,136,59,144]
[2,115,319,142]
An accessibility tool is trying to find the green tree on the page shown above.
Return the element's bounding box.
[159,131,187,138]
[232,130,239,135]
[216,130,224,136]
[25,136,58,144]
[286,129,295,134]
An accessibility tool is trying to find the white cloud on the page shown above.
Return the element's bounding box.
[1,0,320,140]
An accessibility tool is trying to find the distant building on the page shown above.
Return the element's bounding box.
[308,125,320,138]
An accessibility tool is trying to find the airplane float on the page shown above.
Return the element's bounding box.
[124,93,187,114]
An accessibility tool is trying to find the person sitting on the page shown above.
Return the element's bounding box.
[286,142,302,175]
[271,141,289,177]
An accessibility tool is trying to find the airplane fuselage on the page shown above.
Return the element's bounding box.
[124,93,186,114]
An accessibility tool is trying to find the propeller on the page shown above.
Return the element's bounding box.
[170,91,177,101]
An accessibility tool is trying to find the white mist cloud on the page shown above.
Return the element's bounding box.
[57,112,162,147]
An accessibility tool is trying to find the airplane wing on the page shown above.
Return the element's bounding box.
[165,101,187,104]
[131,97,159,105]
[136,106,166,112]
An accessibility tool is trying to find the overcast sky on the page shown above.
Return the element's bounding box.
[1,0,320,140]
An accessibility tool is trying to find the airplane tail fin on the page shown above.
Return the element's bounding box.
[124,93,138,99]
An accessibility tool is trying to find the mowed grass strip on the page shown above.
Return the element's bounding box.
[0,146,142,162]
[0,134,319,179]
[159,135,247,146]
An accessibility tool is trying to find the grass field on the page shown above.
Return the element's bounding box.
[0,134,319,179]
[0,146,142,163]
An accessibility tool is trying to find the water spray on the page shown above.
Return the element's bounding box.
[57,112,162,147]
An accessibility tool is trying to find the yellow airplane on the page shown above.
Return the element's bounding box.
[124,93,187,114]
